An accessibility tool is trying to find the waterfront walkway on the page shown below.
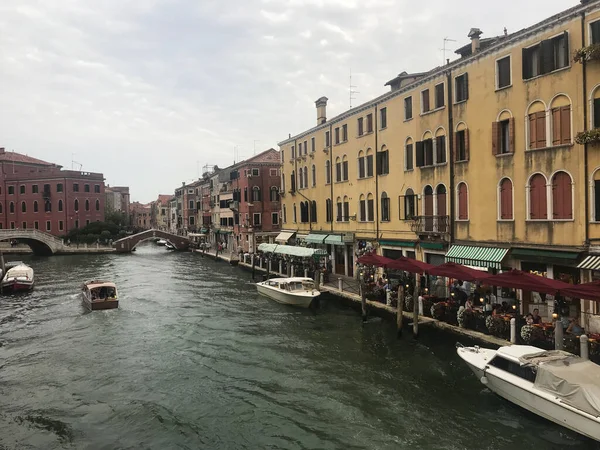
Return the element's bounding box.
[195,249,510,348]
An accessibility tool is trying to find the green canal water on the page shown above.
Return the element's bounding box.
[0,244,598,449]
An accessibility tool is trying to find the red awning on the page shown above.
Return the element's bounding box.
[478,270,571,295]
[386,257,434,274]
[560,280,600,301]
[356,253,394,267]
[427,262,488,281]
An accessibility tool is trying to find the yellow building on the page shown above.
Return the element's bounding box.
[279,0,600,329]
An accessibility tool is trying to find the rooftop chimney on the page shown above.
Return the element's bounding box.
[0,147,4,154]
[468,28,483,55]
[315,96,328,125]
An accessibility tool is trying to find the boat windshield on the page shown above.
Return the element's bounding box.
[90,286,117,300]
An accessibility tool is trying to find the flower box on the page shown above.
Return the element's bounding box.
[575,128,600,145]
[573,44,600,63]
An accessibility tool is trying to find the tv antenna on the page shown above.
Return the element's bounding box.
[71,153,82,171]
[439,37,457,65]
[349,68,359,108]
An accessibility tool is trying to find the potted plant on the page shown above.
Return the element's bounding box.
[575,128,600,145]
[573,44,600,63]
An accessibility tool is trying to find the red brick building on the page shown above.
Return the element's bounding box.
[0,148,105,235]
[233,148,281,252]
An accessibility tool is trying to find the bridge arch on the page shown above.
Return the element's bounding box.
[113,229,190,253]
[0,230,63,255]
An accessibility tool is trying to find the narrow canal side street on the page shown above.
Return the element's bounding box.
[0,244,598,449]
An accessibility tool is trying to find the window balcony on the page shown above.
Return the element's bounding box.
[410,215,450,234]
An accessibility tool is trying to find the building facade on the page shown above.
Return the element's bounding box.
[105,185,130,218]
[151,194,172,230]
[0,147,105,235]
[130,201,152,229]
[278,1,600,330]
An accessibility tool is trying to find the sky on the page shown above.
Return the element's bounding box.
[0,0,573,202]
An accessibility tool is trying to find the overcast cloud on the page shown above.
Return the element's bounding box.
[0,0,572,202]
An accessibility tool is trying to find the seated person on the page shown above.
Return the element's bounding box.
[525,313,534,325]
[566,317,584,336]
[531,308,542,324]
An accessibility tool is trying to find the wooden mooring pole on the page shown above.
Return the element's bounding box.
[251,255,256,280]
[413,275,420,338]
[0,251,4,295]
[360,283,367,323]
[397,286,404,338]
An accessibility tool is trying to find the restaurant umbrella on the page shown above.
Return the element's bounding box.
[477,270,572,295]
[560,280,600,301]
[356,253,395,267]
[386,256,433,274]
[427,262,488,282]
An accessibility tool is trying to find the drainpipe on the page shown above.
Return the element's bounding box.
[374,105,380,241]
[446,70,455,244]
[582,12,590,246]
[329,123,334,233]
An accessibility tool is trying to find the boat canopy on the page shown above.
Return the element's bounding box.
[84,280,117,290]
[258,243,327,258]
[520,351,600,417]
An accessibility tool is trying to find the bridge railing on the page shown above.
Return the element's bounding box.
[0,228,64,244]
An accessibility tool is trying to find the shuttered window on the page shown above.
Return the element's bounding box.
[435,83,445,108]
[529,174,548,220]
[552,171,573,220]
[492,119,515,155]
[522,31,569,80]
[551,106,571,145]
[457,183,468,220]
[358,156,365,178]
[528,112,547,149]
[358,118,364,136]
[435,136,446,164]
[421,90,430,113]
[405,143,414,170]
[367,197,374,222]
[592,21,600,45]
[455,74,468,103]
[594,98,600,129]
[499,178,513,220]
[366,154,374,177]
[359,198,366,222]
[455,130,469,162]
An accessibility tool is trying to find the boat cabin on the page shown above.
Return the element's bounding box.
[264,278,316,292]
[84,281,118,300]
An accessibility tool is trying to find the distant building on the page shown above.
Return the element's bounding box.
[0,147,105,236]
[105,185,130,218]
[151,194,172,231]
[130,201,152,229]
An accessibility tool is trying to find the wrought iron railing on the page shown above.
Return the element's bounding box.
[410,215,450,234]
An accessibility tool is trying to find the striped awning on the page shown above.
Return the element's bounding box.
[578,255,600,270]
[445,245,509,270]
[275,231,295,243]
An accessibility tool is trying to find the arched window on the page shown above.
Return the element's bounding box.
[310,200,317,222]
[300,201,308,223]
[591,84,600,129]
[293,203,297,223]
[527,100,547,150]
[270,187,279,202]
[454,122,469,162]
[335,157,342,182]
[529,173,548,220]
[434,127,447,165]
[366,193,374,221]
[9,202,14,214]
[303,166,308,188]
[74,199,79,211]
[283,204,287,223]
[365,149,373,177]
[377,145,389,175]
[359,194,366,222]
[493,109,514,155]
[404,138,414,171]
[358,150,365,178]
[549,94,572,146]
[551,171,573,219]
[343,195,350,221]
[423,186,434,231]
[21,201,26,213]
[290,170,296,192]
[95,199,100,211]
[85,199,90,211]
[342,155,349,181]
[45,200,51,212]
[252,186,261,202]
[299,167,304,189]
[403,188,416,219]
[33,201,38,213]
[436,184,447,216]
[325,160,331,184]
[336,197,342,221]
[311,164,316,187]
[326,198,333,222]
[457,183,468,220]
[381,192,390,222]
[499,178,513,220]
[58,200,63,212]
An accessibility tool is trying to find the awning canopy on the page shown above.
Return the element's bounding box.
[379,240,417,248]
[305,233,328,244]
[387,257,433,274]
[561,280,600,301]
[357,253,394,267]
[446,245,509,270]
[428,262,489,281]
[324,234,344,245]
[258,243,327,258]
[510,248,580,265]
[477,270,571,295]
[275,231,295,243]
[577,255,600,270]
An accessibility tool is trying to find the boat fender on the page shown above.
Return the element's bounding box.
[480,376,488,385]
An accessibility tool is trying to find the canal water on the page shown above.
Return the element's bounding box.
[0,244,598,450]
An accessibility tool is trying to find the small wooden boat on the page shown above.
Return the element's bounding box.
[256,277,320,308]
[1,263,34,292]
[81,280,118,310]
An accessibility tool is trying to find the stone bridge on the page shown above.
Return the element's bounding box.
[113,229,190,253]
[0,229,68,255]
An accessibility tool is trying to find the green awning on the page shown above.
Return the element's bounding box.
[420,242,445,250]
[305,233,329,244]
[324,234,344,245]
[511,248,580,265]
[200,228,208,233]
[258,243,327,258]
[446,245,508,270]
[379,240,416,248]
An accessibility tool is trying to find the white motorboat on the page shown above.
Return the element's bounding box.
[1,263,34,292]
[165,242,175,250]
[256,277,320,308]
[457,343,600,442]
[156,239,167,246]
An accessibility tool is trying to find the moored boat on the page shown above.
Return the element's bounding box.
[457,343,600,442]
[156,239,167,246]
[256,277,320,308]
[1,263,34,292]
[81,280,119,311]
